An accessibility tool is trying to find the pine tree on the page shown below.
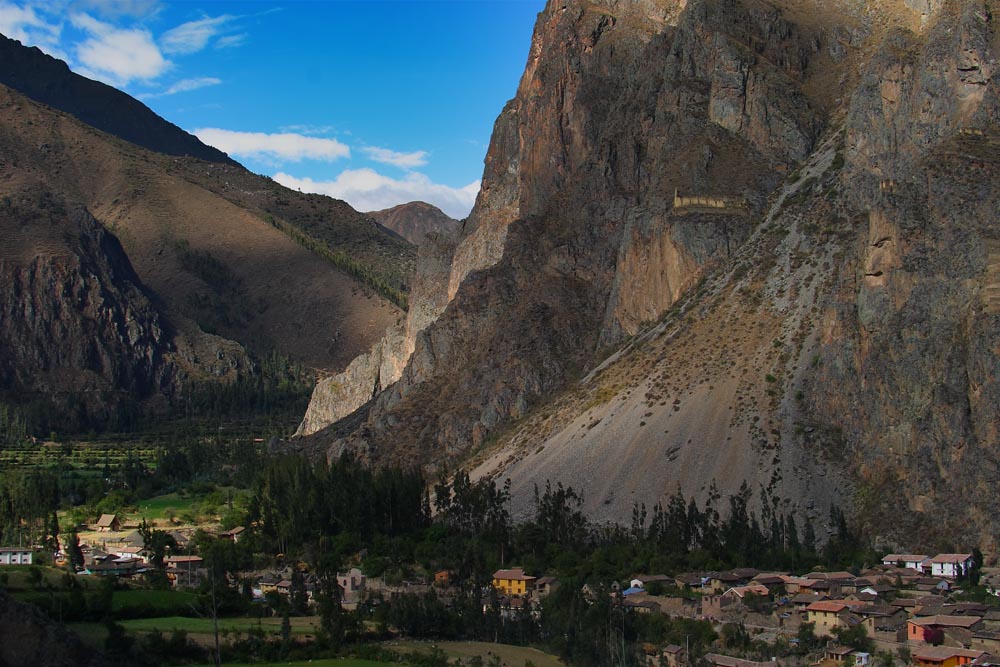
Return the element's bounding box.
[67,530,84,571]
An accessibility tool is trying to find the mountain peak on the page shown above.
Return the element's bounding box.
[0,32,235,164]
[368,201,459,246]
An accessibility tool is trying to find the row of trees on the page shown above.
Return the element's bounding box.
[0,402,31,446]
[247,457,872,589]
[247,454,431,559]
[263,213,410,309]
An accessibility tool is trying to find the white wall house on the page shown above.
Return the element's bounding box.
[882,554,930,571]
[930,554,974,579]
[0,547,33,565]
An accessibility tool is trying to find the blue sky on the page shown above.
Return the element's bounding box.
[0,0,545,217]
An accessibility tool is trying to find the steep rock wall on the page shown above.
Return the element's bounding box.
[807,0,1000,546]
[0,187,178,428]
[296,229,457,435]
[302,0,822,460]
[298,0,1000,548]
[472,0,1000,546]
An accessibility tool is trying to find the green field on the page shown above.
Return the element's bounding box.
[112,589,201,615]
[0,565,95,590]
[133,492,200,520]
[129,487,250,525]
[121,615,321,636]
[389,641,563,667]
[69,615,323,647]
[200,660,400,667]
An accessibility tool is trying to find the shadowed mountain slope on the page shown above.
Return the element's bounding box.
[0,33,233,165]
[0,82,407,373]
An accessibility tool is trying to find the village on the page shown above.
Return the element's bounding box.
[488,555,1000,667]
[5,511,1000,667]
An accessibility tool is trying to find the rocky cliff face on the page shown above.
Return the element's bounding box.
[807,0,1000,546]
[0,186,178,429]
[299,0,1000,547]
[302,0,821,456]
[368,201,459,246]
[297,228,458,435]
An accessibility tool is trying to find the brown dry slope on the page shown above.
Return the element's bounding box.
[0,83,403,373]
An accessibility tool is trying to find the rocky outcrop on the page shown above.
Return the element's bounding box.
[806,0,1000,546]
[296,228,457,435]
[0,589,106,667]
[368,201,459,245]
[0,187,177,429]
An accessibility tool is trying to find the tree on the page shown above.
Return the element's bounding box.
[46,510,59,553]
[280,609,292,658]
[969,549,984,586]
[796,621,820,652]
[874,651,895,667]
[923,627,945,646]
[833,624,874,653]
[721,623,750,649]
[66,531,84,571]
[104,621,135,665]
[803,517,817,554]
[316,572,345,649]
[139,519,177,570]
[290,569,309,615]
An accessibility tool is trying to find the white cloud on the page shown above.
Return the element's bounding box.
[139,76,221,99]
[77,0,161,19]
[278,124,336,136]
[164,76,220,94]
[193,128,350,162]
[0,2,63,55]
[70,12,168,85]
[214,32,245,49]
[273,169,479,219]
[160,14,231,55]
[362,146,428,169]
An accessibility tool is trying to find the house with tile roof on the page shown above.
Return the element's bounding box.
[932,554,975,579]
[883,554,932,572]
[912,647,985,667]
[909,616,985,642]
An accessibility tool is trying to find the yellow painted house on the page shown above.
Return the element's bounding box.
[492,568,536,596]
[805,600,854,636]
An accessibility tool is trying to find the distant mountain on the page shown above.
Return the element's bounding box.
[368,201,459,245]
[0,33,233,164]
